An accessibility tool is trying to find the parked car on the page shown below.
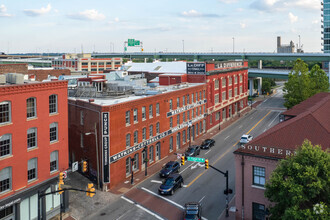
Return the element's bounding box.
[184,145,201,158]
[240,134,253,144]
[200,139,215,149]
[158,173,184,195]
[159,161,180,178]
[183,202,202,220]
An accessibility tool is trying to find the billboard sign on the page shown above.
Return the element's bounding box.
[187,62,206,75]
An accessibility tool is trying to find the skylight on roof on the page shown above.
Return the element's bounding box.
[154,66,162,71]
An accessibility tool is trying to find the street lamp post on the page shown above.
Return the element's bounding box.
[188,122,192,147]
[143,146,148,176]
[131,157,135,184]
[85,123,100,190]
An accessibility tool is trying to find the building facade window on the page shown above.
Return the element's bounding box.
[195,92,198,102]
[156,103,160,115]
[200,121,203,133]
[0,167,11,193]
[27,128,37,149]
[222,91,226,101]
[125,111,130,125]
[183,112,186,122]
[156,122,160,134]
[133,154,139,171]
[142,128,146,140]
[126,134,131,147]
[169,99,173,110]
[240,86,243,94]
[235,76,238,84]
[28,158,37,181]
[229,90,232,98]
[50,151,58,172]
[215,94,219,104]
[149,146,154,163]
[183,96,186,106]
[253,166,266,187]
[177,97,180,108]
[222,108,226,120]
[229,77,232,85]
[0,101,11,124]
[177,115,180,125]
[170,117,173,128]
[169,136,173,152]
[142,106,146,120]
[216,112,220,121]
[80,133,84,148]
[203,90,205,99]
[0,134,11,157]
[240,75,243,82]
[80,110,84,125]
[134,131,138,144]
[210,115,213,124]
[222,78,226,87]
[187,94,190,104]
[182,130,186,144]
[49,94,58,114]
[49,122,58,142]
[149,125,153,138]
[134,109,138,122]
[187,111,190,120]
[192,93,194,103]
[252,202,266,220]
[126,158,131,176]
[192,109,195,118]
[149,104,153,118]
[27,97,37,118]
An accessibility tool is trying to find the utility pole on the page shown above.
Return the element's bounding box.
[232,37,235,53]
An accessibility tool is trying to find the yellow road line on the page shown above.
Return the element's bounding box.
[186,110,272,188]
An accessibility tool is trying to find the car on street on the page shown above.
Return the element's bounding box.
[183,202,202,220]
[200,139,215,149]
[159,161,180,178]
[240,134,253,144]
[184,145,201,158]
[158,173,184,195]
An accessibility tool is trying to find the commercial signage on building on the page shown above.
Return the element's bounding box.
[167,99,207,117]
[240,145,296,157]
[186,62,206,75]
[110,114,205,163]
[102,112,110,183]
[214,61,243,69]
[0,198,21,211]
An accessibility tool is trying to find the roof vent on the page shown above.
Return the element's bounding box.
[89,99,94,103]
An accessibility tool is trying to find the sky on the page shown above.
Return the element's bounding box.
[0,0,322,53]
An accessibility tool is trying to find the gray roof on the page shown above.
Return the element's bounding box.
[123,61,186,74]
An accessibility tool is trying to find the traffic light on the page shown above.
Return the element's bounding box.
[58,172,64,195]
[181,156,185,166]
[82,161,88,172]
[205,159,209,169]
[86,183,95,197]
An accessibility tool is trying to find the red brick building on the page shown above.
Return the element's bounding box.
[27,69,71,81]
[0,64,28,74]
[0,79,69,220]
[234,93,330,220]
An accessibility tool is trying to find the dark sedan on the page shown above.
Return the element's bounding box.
[159,161,180,178]
[158,173,184,195]
[184,145,201,158]
[200,139,215,149]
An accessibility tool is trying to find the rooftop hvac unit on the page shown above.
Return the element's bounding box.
[0,75,6,84]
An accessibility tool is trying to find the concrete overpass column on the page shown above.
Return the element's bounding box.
[257,77,262,95]
[248,78,254,96]
[258,60,262,69]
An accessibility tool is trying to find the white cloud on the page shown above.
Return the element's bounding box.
[0,4,13,17]
[240,22,246,28]
[218,0,238,3]
[251,0,320,12]
[24,3,52,17]
[312,20,318,24]
[288,12,298,23]
[68,9,106,21]
[181,9,220,18]
[114,17,119,22]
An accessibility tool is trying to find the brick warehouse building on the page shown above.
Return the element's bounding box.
[68,60,249,190]
[0,77,69,220]
[234,93,330,220]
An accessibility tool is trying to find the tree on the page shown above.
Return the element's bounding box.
[283,59,329,109]
[265,140,330,220]
[262,79,272,94]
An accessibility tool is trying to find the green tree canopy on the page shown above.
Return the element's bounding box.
[283,59,329,109]
[265,140,330,219]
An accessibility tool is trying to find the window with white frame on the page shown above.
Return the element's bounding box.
[187,94,190,104]
[149,104,153,118]
[133,154,139,171]
[142,127,146,140]
[222,78,226,87]
[27,128,37,149]
[177,97,180,108]
[0,134,11,157]
[196,108,198,116]
[252,203,266,220]
[149,125,153,138]
[215,94,219,104]
[216,112,220,121]
[182,130,186,144]
[177,115,180,125]
[49,122,58,142]
[192,93,194,103]
[126,158,131,176]
[49,94,58,114]
[240,75,242,82]
[126,134,131,147]
[0,167,11,193]
[235,76,238,84]
[192,109,195,118]
[253,166,266,187]
[240,86,243,94]
[169,99,173,110]
[183,112,186,122]
[27,97,36,118]
[50,151,58,172]
[229,77,232,85]
[142,106,146,120]
[125,111,130,125]
[199,91,202,100]
[80,110,84,125]
[156,103,160,115]
[215,79,219,89]
[28,158,37,181]
[195,92,198,102]
[134,131,138,144]
[156,122,160,134]
[187,111,190,120]
[183,96,186,106]
[229,90,232,98]
[222,91,226,101]
[0,101,11,124]
[169,136,173,152]
[134,109,138,122]
[170,117,173,128]
[149,146,154,163]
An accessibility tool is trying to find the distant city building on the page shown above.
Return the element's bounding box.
[322,0,330,53]
[0,76,69,220]
[277,36,295,53]
[68,61,249,190]
[234,92,330,220]
[51,53,123,74]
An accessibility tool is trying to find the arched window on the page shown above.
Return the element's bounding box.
[134,131,138,144]
[149,146,154,163]
[126,134,131,147]
[0,167,12,193]
[50,122,58,142]
[0,134,12,157]
[126,158,131,176]
[49,94,58,114]
[133,153,139,171]
[50,151,58,172]
[26,97,36,118]
[0,101,11,124]
[27,128,37,149]
[28,158,38,181]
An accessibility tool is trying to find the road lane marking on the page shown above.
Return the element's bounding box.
[186,111,272,188]
[199,196,206,203]
[205,149,211,154]
[224,135,230,140]
[268,112,281,127]
[250,116,253,119]
[239,125,243,129]
[151,180,162,184]
[179,162,196,174]
[263,99,268,103]
[121,196,165,220]
[263,129,267,132]
[141,187,185,209]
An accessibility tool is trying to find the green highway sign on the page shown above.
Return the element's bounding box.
[187,157,205,163]
[127,39,141,47]
[248,97,252,101]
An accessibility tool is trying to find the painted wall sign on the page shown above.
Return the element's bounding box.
[240,145,296,157]
[110,114,205,163]
[0,198,21,211]
[187,62,206,75]
[214,61,243,69]
[102,112,110,183]
[102,112,109,136]
[167,99,207,117]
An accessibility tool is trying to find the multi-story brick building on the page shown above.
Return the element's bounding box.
[0,76,69,220]
[234,92,330,220]
[52,53,123,74]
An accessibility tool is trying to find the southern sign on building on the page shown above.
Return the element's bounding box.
[240,145,296,157]
[102,112,110,183]
[187,62,206,75]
